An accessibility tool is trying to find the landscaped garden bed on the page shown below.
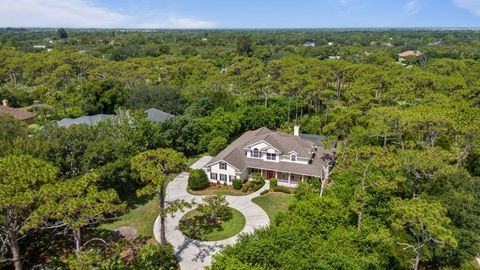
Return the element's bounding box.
[179,207,245,241]
[188,182,256,196]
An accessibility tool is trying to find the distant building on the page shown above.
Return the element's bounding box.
[55,114,114,127]
[303,40,316,47]
[398,50,423,58]
[54,108,174,128]
[0,99,35,124]
[201,37,208,42]
[327,42,337,46]
[328,56,341,60]
[145,108,174,123]
[33,45,46,49]
[382,42,394,47]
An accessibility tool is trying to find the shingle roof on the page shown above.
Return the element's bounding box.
[55,114,113,127]
[0,105,35,121]
[206,127,335,177]
[145,108,174,123]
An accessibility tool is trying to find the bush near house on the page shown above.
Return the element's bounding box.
[188,169,209,190]
[232,179,242,190]
[242,185,249,193]
[260,189,269,196]
[270,178,277,187]
[273,186,292,194]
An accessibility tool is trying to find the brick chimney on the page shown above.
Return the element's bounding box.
[2,99,8,107]
[293,125,300,136]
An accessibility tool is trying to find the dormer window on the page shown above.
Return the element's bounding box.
[266,153,276,161]
[290,154,297,162]
[219,162,227,170]
[251,148,261,158]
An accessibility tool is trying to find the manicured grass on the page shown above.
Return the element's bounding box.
[252,192,295,224]
[179,208,246,241]
[101,195,159,237]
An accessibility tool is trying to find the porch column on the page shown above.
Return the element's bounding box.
[301,175,304,182]
[288,173,291,186]
[275,171,278,179]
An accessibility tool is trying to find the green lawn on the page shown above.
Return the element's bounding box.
[101,195,159,237]
[179,208,246,241]
[252,192,295,224]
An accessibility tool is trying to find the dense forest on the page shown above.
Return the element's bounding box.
[0,28,479,269]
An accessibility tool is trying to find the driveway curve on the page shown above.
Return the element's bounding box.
[154,172,270,270]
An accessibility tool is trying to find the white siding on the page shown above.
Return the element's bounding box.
[207,161,239,185]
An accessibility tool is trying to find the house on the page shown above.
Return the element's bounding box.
[33,45,46,49]
[55,108,173,127]
[0,99,35,124]
[328,56,341,60]
[203,126,336,187]
[327,41,337,46]
[145,108,174,123]
[55,114,114,127]
[398,50,423,58]
[303,40,316,47]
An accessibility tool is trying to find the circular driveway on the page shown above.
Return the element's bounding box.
[154,172,270,270]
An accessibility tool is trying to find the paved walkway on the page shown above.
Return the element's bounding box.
[154,172,270,270]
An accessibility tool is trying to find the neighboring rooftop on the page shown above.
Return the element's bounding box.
[0,99,35,123]
[55,108,174,128]
[145,108,174,123]
[399,50,423,58]
[55,114,113,127]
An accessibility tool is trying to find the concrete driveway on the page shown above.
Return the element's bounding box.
[154,171,270,270]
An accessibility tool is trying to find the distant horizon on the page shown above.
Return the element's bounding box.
[1,0,479,29]
[3,27,480,31]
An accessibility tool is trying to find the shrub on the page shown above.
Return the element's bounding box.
[208,136,228,156]
[232,179,242,190]
[242,185,249,193]
[270,178,277,187]
[273,186,292,194]
[248,181,255,188]
[188,169,209,190]
[133,243,179,270]
[260,189,269,195]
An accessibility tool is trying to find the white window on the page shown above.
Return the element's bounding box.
[210,173,217,180]
[290,154,297,161]
[251,148,261,158]
[266,153,276,161]
[219,162,227,170]
[229,175,235,182]
[220,174,227,181]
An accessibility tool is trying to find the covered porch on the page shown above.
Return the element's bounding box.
[249,168,312,188]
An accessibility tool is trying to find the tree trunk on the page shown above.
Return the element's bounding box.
[413,246,423,270]
[8,230,22,270]
[73,228,82,253]
[320,179,327,197]
[357,208,363,232]
[159,184,167,246]
[412,178,418,198]
[287,96,291,123]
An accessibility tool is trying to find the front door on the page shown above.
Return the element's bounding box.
[266,170,275,180]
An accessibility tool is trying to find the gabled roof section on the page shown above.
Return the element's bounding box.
[0,105,35,121]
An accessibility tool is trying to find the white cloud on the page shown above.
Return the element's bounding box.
[453,0,480,16]
[0,0,217,28]
[140,15,216,29]
[404,0,421,15]
[0,0,129,28]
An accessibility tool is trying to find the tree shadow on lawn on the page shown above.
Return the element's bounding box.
[179,215,224,241]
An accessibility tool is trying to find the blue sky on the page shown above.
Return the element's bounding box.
[0,0,479,28]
